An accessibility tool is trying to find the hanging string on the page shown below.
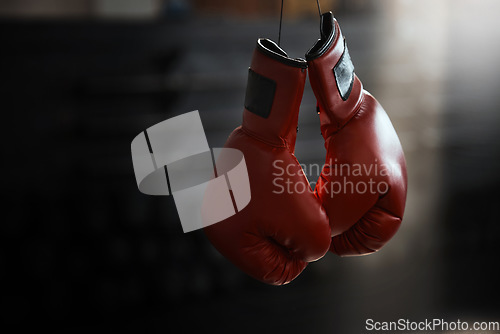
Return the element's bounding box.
[316,0,322,17]
[278,0,284,46]
[278,0,321,45]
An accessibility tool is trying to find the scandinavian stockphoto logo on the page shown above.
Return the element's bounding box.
[131,111,251,233]
[271,159,400,195]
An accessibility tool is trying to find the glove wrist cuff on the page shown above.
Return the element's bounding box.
[307,12,364,132]
[242,39,307,150]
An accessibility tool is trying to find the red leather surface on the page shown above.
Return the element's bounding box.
[308,19,408,256]
[242,46,306,151]
[308,20,364,138]
[204,41,331,285]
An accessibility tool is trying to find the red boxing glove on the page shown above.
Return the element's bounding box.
[204,39,331,285]
[306,12,408,256]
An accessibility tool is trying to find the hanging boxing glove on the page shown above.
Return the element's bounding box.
[203,38,331,285]
[306,12,408,256]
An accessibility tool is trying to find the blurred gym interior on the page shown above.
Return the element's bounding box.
[1,0,499,332]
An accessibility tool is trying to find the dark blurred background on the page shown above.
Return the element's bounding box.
[1,0,499,332]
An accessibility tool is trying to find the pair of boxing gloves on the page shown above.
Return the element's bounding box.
[204,12,407,285]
